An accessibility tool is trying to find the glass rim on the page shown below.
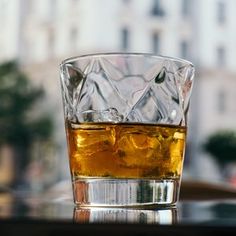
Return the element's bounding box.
[60,52,194,67]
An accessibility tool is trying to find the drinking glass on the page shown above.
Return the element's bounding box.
[60,53,194,207]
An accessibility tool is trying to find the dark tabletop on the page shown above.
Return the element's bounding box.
[1,181,236,235]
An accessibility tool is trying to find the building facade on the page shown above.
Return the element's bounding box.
[1,0,236,183]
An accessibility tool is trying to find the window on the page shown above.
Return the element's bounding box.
[70,27,78,51]
[218,90,226,114]
[48,30,55,58]
[27,0,35,15]
[151,0,164,17]
[217,1,226,24]
[121,28,129,51]
[152,32,160,54]
[216,46,226,66]
[181,0,190,17]
[49,0,57,19]
[180,40,188,59]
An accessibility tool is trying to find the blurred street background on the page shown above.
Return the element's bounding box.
[1,0,236,193]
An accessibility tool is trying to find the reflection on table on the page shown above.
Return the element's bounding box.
[1,179,236,227]
[74,207,177,224]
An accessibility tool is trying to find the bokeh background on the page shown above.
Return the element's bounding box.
[1,0,236,193]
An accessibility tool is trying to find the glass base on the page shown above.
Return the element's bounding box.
[72,178,180,207]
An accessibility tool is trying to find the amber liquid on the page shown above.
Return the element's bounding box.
[66,121,186,180]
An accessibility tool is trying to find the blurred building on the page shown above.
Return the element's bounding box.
[0,0,236,184]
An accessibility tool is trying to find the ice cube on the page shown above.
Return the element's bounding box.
[77,108,123,123]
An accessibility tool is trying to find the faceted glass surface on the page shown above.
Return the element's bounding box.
[60,53,194,126]
[60,53,194,207]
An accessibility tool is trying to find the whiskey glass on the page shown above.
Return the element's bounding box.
[60,53,194,207]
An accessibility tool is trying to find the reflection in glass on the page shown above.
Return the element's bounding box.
[73,207,178,224]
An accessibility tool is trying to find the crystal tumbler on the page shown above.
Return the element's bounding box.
[60,53,194,207]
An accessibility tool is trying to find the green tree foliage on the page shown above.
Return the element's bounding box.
[203,131,236,166]
[0,61,53,185]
